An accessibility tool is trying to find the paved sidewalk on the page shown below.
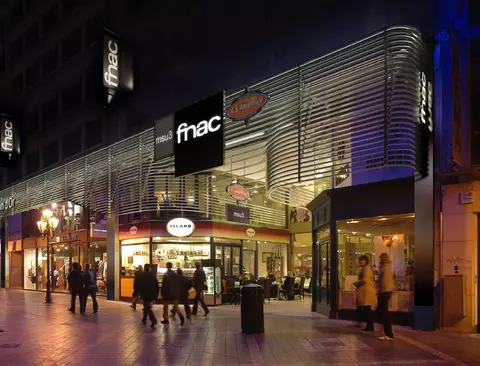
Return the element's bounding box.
[0,289,471,365]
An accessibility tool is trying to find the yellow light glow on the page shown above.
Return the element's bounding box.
[42,209,53,219]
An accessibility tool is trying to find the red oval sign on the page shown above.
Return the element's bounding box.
[227,92,269,122]
[226,184,250,201]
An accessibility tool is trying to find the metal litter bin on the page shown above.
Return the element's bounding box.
[241,284,264,334]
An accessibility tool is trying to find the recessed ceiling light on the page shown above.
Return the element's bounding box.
[352,231,357,235]
[366,233,372,236]
[378,217,389,221]
[347,220,360,224]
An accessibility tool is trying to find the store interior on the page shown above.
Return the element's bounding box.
[335,213,415,290]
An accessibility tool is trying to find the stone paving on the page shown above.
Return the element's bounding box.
[0,289,472,365]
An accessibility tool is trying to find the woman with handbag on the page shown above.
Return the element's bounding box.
[192,262,210,316]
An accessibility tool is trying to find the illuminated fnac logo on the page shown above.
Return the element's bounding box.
[420,72,433,131]
[1,119,13,152]
[176,115,222,144]
[104,40,119,88]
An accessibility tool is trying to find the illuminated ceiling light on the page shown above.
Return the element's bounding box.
[366,233,372,236]
[315,174,323,178]
[352,231,357,235]
[347,220,360,224]
[378,217,389,221]
[337,229,342,232]
[225,131,265,146]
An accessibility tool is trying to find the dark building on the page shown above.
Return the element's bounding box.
[0,0,438,187]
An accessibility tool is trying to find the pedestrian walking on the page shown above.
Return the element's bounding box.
[130,265,143,310]
[192,261,209,316]
[354,255,376,331]
[172,268,192,319]
[161,262,185,325]
[83,263,99,313]
[139,264,159,328]
[68,262,85,314]
[377,253,395,341]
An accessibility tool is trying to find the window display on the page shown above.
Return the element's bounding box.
[121,243,150,277]
[152,240,210,282]
[88,242,107,295]
[24,249,37,290]
[51,244,69,292]
[336,214,415,312]
[37,248,47,291]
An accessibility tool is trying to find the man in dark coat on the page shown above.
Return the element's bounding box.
[161,262,185,325]
[192,261,209,316]
[130,265,143,310]
[68,262,85,314]
[83,263,99,313]
[139,264,159,328]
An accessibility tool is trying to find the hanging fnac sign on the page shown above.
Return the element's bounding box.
[167,218,195,237]
[227,90,269,126]
[226,183,250,201]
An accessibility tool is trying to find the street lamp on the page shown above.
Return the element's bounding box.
[37,209,59,303]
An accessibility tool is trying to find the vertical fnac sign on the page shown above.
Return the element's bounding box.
[103,29,133,96]
[0,115,20,164]
[103,30,120,90]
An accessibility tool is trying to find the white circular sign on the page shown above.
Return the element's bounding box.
[129,226,138,235]
[246,228,256,237]
[167,218,195,237]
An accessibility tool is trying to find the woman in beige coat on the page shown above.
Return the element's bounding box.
[377,253,395,341]
[354,255,376,331]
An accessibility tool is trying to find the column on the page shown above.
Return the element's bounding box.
[106,214,119,300]
[0,217,6,288]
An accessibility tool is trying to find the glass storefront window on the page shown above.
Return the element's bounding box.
[37,248,47,291]
[317,227,330,305]
[257,241,288,279]
[121,243,150,278]
[336,214,415,292]
[24,249,37,290]
[224,247,231,276]
[152,239,210,281]
[88,242,107,295]
[52,244,70,292]
[292,233,312,278]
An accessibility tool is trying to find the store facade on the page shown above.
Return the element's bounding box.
[0,26,431,313]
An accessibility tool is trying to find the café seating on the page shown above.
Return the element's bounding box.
[294,277,305,299]
[304,277,312,297]
[279,276,295,300]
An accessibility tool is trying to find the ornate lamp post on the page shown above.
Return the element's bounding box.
[37,209,59,304]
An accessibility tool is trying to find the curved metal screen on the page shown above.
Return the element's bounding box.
[0,26,423,224]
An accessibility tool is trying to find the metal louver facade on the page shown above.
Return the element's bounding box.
[0,26,424,224]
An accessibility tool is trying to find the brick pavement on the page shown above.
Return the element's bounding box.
[0,289,471,365]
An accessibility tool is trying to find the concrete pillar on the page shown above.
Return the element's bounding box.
[106,214,119,300]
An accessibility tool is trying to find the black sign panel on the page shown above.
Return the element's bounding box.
[103,30,120,90]
[225,204,250,224]
[0,115,20,165]
[154,115,174,160]
[174,92,224,177]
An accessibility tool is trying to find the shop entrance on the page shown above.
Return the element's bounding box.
[215,244,241,278]
[9,251,22,288]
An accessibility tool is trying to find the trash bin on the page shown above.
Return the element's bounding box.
[241,284,264,334]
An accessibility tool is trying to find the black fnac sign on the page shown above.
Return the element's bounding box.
[174,92,224,177]
[0,115,20,166]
